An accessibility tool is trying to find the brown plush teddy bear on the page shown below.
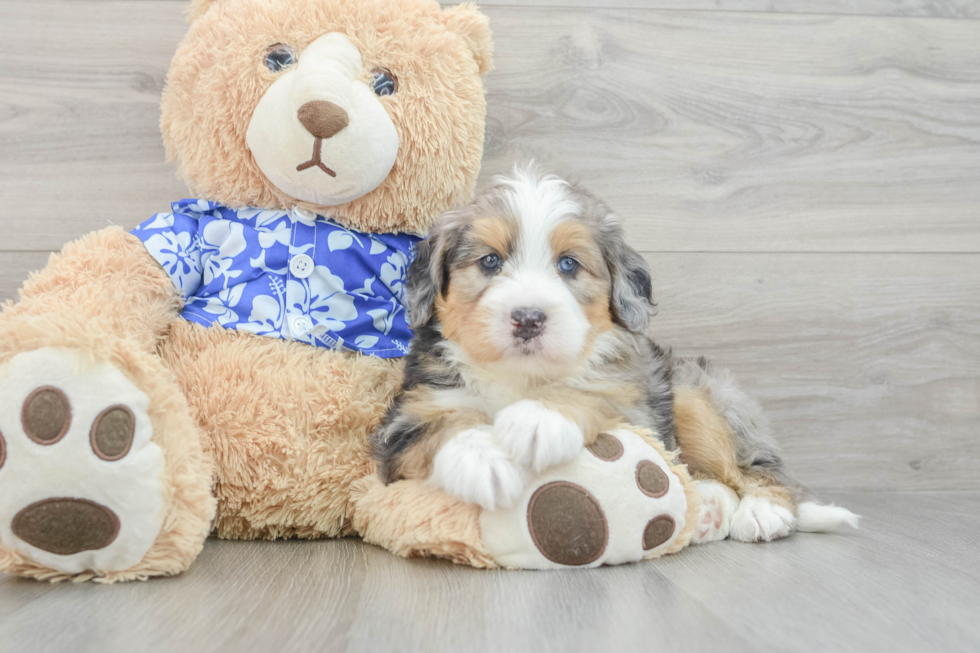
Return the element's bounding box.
[0,0,697,582]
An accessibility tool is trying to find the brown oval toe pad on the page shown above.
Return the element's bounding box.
[643,515,676,550]
[90,405,136,461]
[587,432,624,461]
[12,497,120,555]
[22,386,71,445]
[527,481,608,566]
[636,459,669,498]
[0,430,6,470]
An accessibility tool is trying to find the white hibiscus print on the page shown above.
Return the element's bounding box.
[255,218,291,249]
[287,265,357,332]
[142,231,201,298]
[367,300,404,336]
[238,294,286,337]
[195,285,245,326]
[379,251,409,300]
[200,220,247,289]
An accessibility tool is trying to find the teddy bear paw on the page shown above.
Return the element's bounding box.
[0,348,165,574]
[691,480,739,544]
[493,400,584,473]
[430,427,525,511]
[480,429,689,569]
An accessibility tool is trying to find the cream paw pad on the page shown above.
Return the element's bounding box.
[0,348,165,574]
[480,428,696,569]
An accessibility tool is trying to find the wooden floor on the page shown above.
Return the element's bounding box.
[1,491,977,653]
[0,0,978,651]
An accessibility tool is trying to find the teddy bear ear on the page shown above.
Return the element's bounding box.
[186,0,219,22]
[441,3,494,76]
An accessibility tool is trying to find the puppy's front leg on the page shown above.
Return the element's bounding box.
[493,391,618,473]
[372,389,525,511]
[432,427,525,511]
[494,400,585,472]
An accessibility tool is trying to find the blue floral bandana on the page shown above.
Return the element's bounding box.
[132,199,421,358]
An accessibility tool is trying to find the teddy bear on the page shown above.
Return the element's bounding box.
[0,0,697,582]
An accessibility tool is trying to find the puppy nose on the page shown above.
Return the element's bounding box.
[511,308,547,341]
[297,100,349,139]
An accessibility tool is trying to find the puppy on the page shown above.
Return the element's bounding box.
[372,165,857,542]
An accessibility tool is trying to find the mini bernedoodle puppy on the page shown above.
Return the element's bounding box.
[372,165,857,543]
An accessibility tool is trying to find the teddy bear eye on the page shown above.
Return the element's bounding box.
[265,44,297,73]
[371,68,398,96]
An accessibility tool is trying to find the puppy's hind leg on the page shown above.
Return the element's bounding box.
[672,358,858,542]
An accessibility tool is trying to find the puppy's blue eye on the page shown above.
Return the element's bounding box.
[265,45,296,73]
[479,253,501,272]
[371,68,398,96]
[558,256,579,274]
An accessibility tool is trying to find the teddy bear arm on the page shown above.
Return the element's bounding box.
[0,226,215,582]
[5,226,181,353]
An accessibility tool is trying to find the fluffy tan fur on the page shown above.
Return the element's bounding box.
[164,0,490,235]
[350,475,496,567]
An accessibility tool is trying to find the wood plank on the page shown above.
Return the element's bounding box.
[2,3,980,251]
[2,250,975,492]
[0,0,189,252]
[1,492,977,652]
[470,1,980,20]
[0,252,52,305]
[644,252,980,493]
[481,8,980,252]
[84,0,980,20]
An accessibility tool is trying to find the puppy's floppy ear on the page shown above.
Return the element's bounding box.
[601,213,657,333]
[406,215,460,329]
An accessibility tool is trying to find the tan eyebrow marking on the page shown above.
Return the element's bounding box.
[549,220,603,274]
[471,215,517,256]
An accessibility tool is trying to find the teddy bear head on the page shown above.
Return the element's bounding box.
[161,0,492,235]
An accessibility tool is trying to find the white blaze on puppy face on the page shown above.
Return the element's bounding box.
[437,171,614,373]
[246,33,400,207]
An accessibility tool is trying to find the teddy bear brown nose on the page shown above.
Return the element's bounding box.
[297,100,349,139]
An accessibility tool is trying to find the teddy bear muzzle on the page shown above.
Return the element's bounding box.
[246,32,400,207]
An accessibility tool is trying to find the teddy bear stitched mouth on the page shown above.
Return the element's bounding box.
[296,138,337,178]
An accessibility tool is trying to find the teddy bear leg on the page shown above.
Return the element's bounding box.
[352,426,700,570]
[478,427,700,569]
[0,228,215,581]
[348,474,498,568]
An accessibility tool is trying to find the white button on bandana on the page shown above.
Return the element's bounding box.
[291,316,312,337]
[292,206,316,222]
[290,254,314,279]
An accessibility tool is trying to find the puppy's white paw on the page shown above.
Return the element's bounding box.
[430,428,525,511]
[493,400,584,472]
[691,480,740,544]
[729,495,797,542]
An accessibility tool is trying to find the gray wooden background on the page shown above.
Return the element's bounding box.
[2,0,977,493]
[2,2,979,652]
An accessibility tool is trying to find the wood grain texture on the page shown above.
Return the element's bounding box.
[470,1,980,20]
[0,491,976,653]
[2,2,980,251]
[0,253,52,306]
[480,8,980,252]
[644,252,980,492]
